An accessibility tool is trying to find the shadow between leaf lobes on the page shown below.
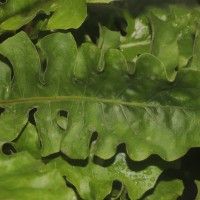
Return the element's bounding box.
[28,107,38,126]
[2,143,17,155]
[61,153,89,167]
[63,176,84,200]
[0,107,5,115]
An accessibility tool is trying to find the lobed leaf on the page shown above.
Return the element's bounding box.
[47,153,167,200]
[1,31,200,162]
[13,122,41,159]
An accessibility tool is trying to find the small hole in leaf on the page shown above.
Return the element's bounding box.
[57,110,68,130]
[175,66,179,71]
[0,107,5,115]
[59,110,68,118]
[89,131,98,149]
[28,108,37,126]
[2,143,17,155]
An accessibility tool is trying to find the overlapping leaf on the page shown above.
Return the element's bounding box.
[0,152,77,200]
[144,180,184,200]
[0,0,87,31]
[120,11,151,61]
[1,2,200,200]
[4,121,175,199]
[96,5,200,79]
[0,0,118,32]
[47,153,167,200]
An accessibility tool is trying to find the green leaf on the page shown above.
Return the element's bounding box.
[98,26,121,51]
[0,0,87,31]
[46,0,86,30]
[0,152,77,200]
[135,54,166,80]
[119,5,197,70]
[0,58,11,99]
[1,31,200,161]
[188,27,200,71]
[97,26,121,71]
[149,13,179,81]
[14,122,41,159]
[120,12,151,61]
[196,180,200,200]
[170,6,195,68]
[144,180,184,200]
[47,153,166,200]
[86,0,116,2]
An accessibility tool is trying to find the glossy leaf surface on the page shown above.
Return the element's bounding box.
[47,153,167,200]
[144,180,184,200]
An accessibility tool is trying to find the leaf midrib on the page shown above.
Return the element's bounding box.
[0,96,198,110]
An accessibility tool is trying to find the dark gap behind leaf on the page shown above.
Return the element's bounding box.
[63,176,83,200]
[61,153,89,167]
[140,148,200,200]
[0,0,7,4]
[2,143,17,155]
[28,107,37,126]
[178,148,200,200]
[42,152,61,164]
[57,110,68,130]
[12,122,28,143]
[72,3,124,46]
[93,143,126,167]
[104,180,123,200]
[0,107,5,115]
[59,110,68,118]
[114,17,127,36]
[89,131,98,149]
[126,0,198,18]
